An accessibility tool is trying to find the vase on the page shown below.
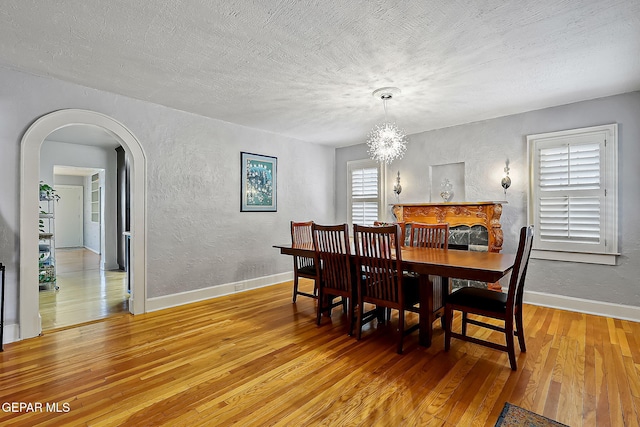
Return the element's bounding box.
[440,179,454,202]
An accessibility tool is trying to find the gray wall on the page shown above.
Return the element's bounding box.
[43,140,116,264]
[0,66,335,329]
[336,91,640,308]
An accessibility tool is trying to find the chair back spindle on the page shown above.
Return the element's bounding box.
[408,222,449,248]
[373,221,406,247]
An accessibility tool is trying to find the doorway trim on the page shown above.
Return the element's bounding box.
[20,109,147,339]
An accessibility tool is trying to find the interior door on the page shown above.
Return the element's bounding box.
[55,185,84,248]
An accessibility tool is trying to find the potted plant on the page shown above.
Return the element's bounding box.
[39,181,60,201]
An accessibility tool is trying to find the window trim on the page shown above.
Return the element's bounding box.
[347,159,386,227]
[527,124,619,265]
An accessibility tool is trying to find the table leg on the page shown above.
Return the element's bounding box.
[439,277,450,329]
[418,274,433,347]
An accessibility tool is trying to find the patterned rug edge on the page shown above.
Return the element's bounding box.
[495,402,569,427]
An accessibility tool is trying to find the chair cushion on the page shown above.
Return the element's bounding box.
[446,286,507,314]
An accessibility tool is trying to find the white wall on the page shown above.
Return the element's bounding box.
[336,91,640,309]
[0,66,335,335]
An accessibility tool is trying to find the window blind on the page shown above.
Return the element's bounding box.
[351,166,379,225]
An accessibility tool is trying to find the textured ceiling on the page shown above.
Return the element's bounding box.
[1,0,639,147]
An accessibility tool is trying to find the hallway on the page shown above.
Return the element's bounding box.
[39,248,128,330]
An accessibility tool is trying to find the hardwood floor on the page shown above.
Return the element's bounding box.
[39,248,128,330]
[3,279,640,426]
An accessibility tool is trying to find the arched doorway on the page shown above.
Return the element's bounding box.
[19,109,147,339]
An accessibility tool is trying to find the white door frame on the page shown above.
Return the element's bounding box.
[20,109,147,339]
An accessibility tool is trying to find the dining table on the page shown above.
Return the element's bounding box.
[274,242,516,348]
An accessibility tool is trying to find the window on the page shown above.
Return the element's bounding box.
[527,124,618,265]
[347,159,385,226]
[91,173,100,223]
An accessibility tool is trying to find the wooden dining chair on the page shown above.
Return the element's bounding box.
[408,222,449,248]
[290,221,318,302]
[374,221,406,247]
[353,224,419,354]
[444,225,534,370]
[403,222,450,319]
[312,223,356,333]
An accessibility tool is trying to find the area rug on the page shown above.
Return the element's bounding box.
[495,402,569,427]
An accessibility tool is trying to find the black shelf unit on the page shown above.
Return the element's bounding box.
[1,263,5,351]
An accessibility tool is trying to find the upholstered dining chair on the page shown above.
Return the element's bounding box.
[312,223,356,333]
[444,225,534,370]
[353,224,419,354]
[290,221,318,302]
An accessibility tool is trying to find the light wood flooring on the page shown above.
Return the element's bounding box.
[3,279,640,426]
[39,248,128,330]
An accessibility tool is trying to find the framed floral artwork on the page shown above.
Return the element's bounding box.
[240,152,277,212]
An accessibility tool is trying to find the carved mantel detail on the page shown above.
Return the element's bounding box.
[392,201,506,253]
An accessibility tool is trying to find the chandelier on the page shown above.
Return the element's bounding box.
[366,87,408,164]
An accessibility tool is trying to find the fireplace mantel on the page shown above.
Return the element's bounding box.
[392,201,506,253]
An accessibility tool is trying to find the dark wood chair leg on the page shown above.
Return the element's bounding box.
[293,275,299,303]
[515,310,526,352]
[505,319,517,370]
[316,288,323,326]
[356,299,364,340]
[444,307,452,351]
[397,309,405,354]
[348,300,355,336]
[461,311,468,336]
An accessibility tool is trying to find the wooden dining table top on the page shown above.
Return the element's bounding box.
[274,243,516,283]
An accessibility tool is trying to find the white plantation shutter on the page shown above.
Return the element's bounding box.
[348,160,384,226]
[538,142,602,245]
[539,143,600,190]
[539,196,600,243]
[528,124,618,264]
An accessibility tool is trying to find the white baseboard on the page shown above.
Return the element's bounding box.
[6,277,636,346]
[523,290,640,323]
[84,245,100,255]
[146,272,294,312]
[2,324,20,345]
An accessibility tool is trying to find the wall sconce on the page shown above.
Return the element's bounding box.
[393,171,402,202]
[501,160,511,196]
